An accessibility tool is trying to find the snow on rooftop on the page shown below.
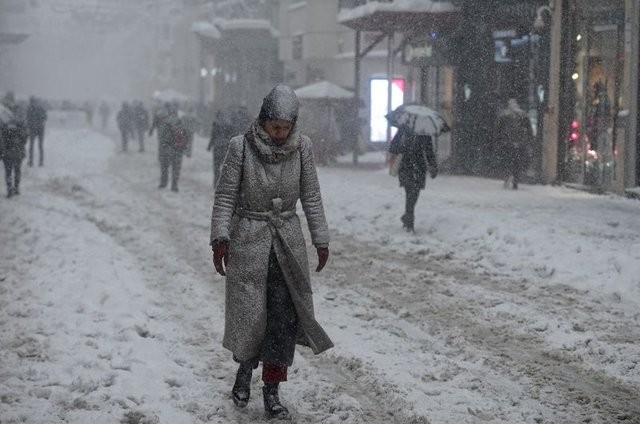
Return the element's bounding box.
[338,0,458,23]
[191,21,221,39]
[212,18,279,37]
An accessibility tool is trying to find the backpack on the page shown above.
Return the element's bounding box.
[170,119,188,149]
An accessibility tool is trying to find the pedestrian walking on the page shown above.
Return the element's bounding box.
[98,101,111,130]
[82,101,94,126]
[116,102,134,152]
[25,96,47,167]
[209,84,332,420]
[180,105,199,158]
[132,101,150,152]
[232,105,253,136]
[150,102,187,192]
[206,110,234,187]
[148,102,168,159]
[1,110,28,198]
[388,126,438,232]
[495,98,533,190]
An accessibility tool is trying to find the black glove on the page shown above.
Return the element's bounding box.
[212,240,229,276]
[316,247,329,272]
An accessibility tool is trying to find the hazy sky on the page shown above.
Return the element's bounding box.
[2,1,159,102]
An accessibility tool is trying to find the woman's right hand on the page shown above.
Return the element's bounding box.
[212,241,229,276]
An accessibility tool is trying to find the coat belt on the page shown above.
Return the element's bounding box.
[235,206,295,228]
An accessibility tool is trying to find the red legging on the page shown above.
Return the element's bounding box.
[262,362,287,383]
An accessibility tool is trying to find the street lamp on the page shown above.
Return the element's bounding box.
[534,3,553,30]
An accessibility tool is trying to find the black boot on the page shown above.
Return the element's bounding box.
[401,213,414,232]
[231,363,253,407]
[263,383,289,419]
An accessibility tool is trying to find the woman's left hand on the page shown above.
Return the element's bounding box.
[316,247,329,272]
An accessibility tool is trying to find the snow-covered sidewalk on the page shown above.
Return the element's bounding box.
[1,122,639,423]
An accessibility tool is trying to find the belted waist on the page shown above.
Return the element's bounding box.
[235,207,296,228]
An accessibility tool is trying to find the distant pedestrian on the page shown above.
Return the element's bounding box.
[26,96,48,167]
[207,110,234,187]
[0,111,28,198]
[388,126,437,232]
[116,102,134,152]
[180,105,200,158]
[82,101,94,126]
[132,101,150,152]
[232,105,252,136]
[98,101,111,130]
[495,99,533,190]
[149,102,168,160]
[150,102,187,192]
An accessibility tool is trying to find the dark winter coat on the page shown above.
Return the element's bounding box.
[116,104,134,134]
[0,120,28,162]
[208,115,235,177]
[133,104,150,132]
[389,127,437,190]
[149,107,174,150]
[26,102,47,133]
[210,120,332,362]
[495,107,533,174]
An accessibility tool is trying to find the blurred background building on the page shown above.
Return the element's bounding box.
[0,0,638,195]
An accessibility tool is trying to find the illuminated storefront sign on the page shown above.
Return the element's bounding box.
[369,78,405,143]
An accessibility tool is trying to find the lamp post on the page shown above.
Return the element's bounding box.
[540,0,562,185]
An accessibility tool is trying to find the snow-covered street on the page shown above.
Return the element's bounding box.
[1,118,639,424]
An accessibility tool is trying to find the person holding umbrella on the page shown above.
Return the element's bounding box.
[387,104,448,232]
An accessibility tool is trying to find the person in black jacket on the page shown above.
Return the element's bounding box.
[132,101,150,152]
[116,102,135,152]
[207,110,234,187]
[1,114,28,197]
[495,99,533,190]
[388,126,437,232]
[26,96,48,167]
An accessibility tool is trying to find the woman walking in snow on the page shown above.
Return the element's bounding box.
[209,84,332,419]
[388,126,438,232]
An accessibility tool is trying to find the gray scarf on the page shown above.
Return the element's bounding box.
[245,120,300,164]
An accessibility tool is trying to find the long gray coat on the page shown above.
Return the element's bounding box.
[210,121,332,362]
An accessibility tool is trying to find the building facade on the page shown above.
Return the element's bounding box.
[336,0,640,194]
[195,0,281,117]
[554,0,639,194]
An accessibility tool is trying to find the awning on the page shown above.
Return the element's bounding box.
[191,21,221,39]
[338,0,459,33]
[212,18,279,38]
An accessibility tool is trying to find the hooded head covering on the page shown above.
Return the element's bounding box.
[258,84,299,124]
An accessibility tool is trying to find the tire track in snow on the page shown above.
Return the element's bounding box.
[325,233,640,423]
